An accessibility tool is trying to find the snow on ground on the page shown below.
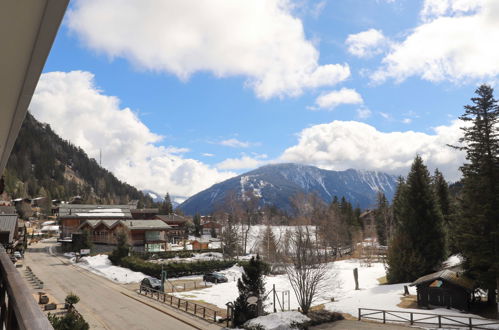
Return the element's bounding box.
[245,311,310,330]
[173,259,495,326]
[68,254,147,284]
[243,225,317,254]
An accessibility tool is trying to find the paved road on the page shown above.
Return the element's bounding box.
[22,241,216,330]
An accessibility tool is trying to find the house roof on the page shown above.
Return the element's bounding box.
[0,206,16,214]
[131,208,159,214]
[0,214,18,242]
[155,214,189,224]
[59,204,132,218]
[202,221,222,228]
[79,219,170,231]
[410,269,475,291]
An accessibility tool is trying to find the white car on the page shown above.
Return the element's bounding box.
[13,252,22,259]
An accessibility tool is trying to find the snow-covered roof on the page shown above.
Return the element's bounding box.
[41,225,60,232]
[78,219,170,231]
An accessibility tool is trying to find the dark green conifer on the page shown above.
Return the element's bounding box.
[452,84,499,304]
[386,156,445,283]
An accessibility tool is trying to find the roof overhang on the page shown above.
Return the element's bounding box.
[0,0,69,175]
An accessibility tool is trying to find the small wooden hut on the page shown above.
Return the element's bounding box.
[410,269,475,311]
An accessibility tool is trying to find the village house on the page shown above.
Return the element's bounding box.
[410,269,475,311]
[201,221,222,236]
[131,208,159,220]
[78,219,170,252]
[0,211,19,249]
[58,204,133,238]
[155,214,189,244]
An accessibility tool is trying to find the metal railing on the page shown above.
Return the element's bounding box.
[358,308,499,329]
[0,248,53,329]
[138,285,220,323]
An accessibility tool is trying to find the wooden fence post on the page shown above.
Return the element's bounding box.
[358,308,361,321]
[383,311,386,324]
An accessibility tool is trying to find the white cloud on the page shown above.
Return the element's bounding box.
[357,107,372,119]
[202,153,215,157]
[373,0,499,83]
[217,154,268,170]
[219,138,257,148]
[346,29,389,58]
[67,0,350,99]
[30,71,235,198]
[379,112,391,119]
[313,88,364,110]
[402,118,412,124]
[280,120,466,181]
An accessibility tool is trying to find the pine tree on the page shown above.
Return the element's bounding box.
[221,214,239,258]
[452,84,499,305]
[374,192,391,246]
[160,193,173,215]
[432,169,456,253]
[233,255,266,326]
[386,156,446,283]
[259,225,278,263]
[193,213,202,237]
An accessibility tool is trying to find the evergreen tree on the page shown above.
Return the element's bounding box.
[109,230,129,264]
[452,84,499,305]
[221,214,239,258]
[193,213,202,237]
[386,156,445,283]
[259,225,278,263]
[374,192,390,246]
[160,193,173,215]
[233,255,266,326]
[432,169,456,253]
[210,226,217,238]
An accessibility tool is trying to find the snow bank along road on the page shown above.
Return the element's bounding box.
[23,240,218,330]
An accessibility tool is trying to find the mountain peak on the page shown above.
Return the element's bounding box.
[179,163,397,215]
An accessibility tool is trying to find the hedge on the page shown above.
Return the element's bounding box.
[132,249,223,260]
[116,256,237,278]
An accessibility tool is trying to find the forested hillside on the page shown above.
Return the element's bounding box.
[1,112,155,207]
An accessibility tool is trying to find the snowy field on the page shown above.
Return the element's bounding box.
[242,225,317,254]
[173,258,496,327]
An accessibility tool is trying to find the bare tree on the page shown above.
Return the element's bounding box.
[285,226,329,315]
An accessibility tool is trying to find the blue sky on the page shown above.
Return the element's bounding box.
[30,0,498,200]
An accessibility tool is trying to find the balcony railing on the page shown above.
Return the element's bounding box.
[0,247,53,329]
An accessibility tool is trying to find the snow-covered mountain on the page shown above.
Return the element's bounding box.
[178,163,398,215]
[142,190,181,208]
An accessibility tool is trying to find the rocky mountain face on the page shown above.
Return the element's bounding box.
[179,163,398,215]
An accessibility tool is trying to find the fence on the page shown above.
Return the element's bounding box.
[138,285,220,323]
[162,279,210,293]
[358,308,499,329]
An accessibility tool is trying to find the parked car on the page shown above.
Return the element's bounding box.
[141,277,162,291]
[203,272,228,283]
[13,251,22,259]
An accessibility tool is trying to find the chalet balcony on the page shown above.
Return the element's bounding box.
[0,246,53,329]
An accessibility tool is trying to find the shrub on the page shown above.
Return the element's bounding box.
[113,256,236,278]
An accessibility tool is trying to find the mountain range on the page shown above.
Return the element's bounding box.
[178,163,398,215]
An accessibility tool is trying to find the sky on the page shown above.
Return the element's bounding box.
[29,0,499,202]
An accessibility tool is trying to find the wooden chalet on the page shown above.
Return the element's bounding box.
[58,204,133,238]
[155,214,189,244]
[410,269,475,311]
[201,221,222,236]
[78,219,171,252]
